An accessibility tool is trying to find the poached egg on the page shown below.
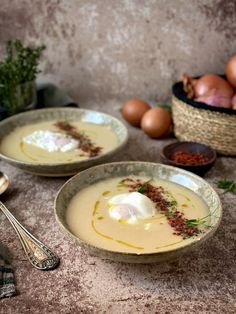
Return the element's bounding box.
[23,130,78,153]
[108,191,156,224]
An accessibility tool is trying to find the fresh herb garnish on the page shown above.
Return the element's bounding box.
[217,179,236,193]
[137,186,145,194]
[155,103,172,113]
[186,218,207,227]
[164,211,173,217]
[169,200,178,206]
[0,40,45,114]
[136,179,152,194]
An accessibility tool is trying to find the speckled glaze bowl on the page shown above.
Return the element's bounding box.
[54,161,222,263]
[0,108,128,176]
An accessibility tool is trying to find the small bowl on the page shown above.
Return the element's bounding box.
[161,141,217,176]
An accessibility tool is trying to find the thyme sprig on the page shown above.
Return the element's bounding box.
[217,179,236,194]
[0,40,45,114]
[136,179,153,194]
[185,218,210,228]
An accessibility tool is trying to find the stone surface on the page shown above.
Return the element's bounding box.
[0,100,236,313]
[0,1,236,104]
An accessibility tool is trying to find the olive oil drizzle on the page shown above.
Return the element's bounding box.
[102,191,111,196]
[92,200,100,216]
[20,141,38,161]
[91,220,145,249]
[91,220,113,240]
[178,193,191,202]
[155,239,184,249]
[115,240,144,250]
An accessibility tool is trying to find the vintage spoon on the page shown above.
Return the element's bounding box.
[0,172,59,270]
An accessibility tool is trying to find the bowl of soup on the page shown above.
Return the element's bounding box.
[54,161,222,263]
[0,108,128,176]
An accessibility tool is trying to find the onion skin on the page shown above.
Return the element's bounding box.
[194,74,234,98]
[226,54,236,88]
[232,94,236,109]
[195,89,232,108]
[182,73,197,99]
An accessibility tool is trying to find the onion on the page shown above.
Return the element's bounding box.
[194,74,234,98]
[226,54,236,88]
[232,94,236,110]
[195,89,232,108]
[181,73,235,109]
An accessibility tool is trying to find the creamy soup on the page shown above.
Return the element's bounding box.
[0,120,118,164]
[66,176,210,254]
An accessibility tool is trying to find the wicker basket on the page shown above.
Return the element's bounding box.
[172,81,236,156]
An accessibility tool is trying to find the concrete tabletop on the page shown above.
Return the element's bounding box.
[1,102,236,314]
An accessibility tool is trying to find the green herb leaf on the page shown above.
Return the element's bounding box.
[169,200,177,206]
[136,178,152,194]
[217,180,236,193]
[137,186,145,194]
[164,211,173,217]
[185,218,212,228]
[0,40,45,114]
[155,103,172,113]
[186,219,199,226]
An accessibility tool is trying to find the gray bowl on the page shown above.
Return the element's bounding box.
[0,108,128,176]
[54,161,222,263]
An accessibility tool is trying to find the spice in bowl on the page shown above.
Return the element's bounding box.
[161,141,217,175]
[169,151,210,165]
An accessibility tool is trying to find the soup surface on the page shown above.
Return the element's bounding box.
[0,120,118,164]
[66,176,210,253]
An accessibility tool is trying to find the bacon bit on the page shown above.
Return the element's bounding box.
[120,177,202,239]
[166,211,200,239]
[54,121,102,157]
[55,121,76,132]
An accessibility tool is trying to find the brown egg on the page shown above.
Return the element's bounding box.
[141,107,171,138]
[121,99,151,127]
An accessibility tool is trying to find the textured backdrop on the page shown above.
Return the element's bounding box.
[0,2,236,312]
[1,0,236,104]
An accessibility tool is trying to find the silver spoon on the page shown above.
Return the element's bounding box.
[0,172,59,270]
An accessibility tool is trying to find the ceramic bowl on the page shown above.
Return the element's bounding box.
[54,161,222,263]
[0,108,128,176]
[161,141,217,176]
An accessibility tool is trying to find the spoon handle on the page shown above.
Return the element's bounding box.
[0,201,59,270]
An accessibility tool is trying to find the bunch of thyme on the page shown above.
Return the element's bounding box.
[0,40,45,115]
